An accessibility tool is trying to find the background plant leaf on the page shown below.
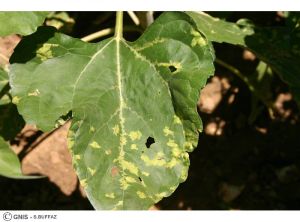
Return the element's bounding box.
[0,68,25,140]
[186,12,254,45]
[0,64,36,180]
[0,68,8,93]
[186,11,300,106]
[0,136,40,179]
[45,12,75,34]
[0,12,49,37]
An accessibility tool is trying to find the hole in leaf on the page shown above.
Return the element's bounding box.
[169,65,177,73]
[138,177,142,182]
[145,137,155,148]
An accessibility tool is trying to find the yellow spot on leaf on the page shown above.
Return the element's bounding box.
[89,141,101,149]
[141,154,166,167]
[137,191,146,199]
[120,136,127,146]
[80,179,87,188]
[182,152,189,161]
[155,192,167,199]
[57,119,65,126]
[88,167,96,176]
[125,176,136,183]
[89,126,95,133]
[167,139,179,149]
[141,180,147,187]
[184,141,194,151]
[116,201,123,206]
[170,186,177,192]
[67,138,74,149]
[129,131,142,141]
[163,126,174,136]
[180,168,188,181]
[156,61,182,73]
[75,155,81,160]
[105,149,112,155]
[120,159,139,175]
[68,130,74,137]
[172,147,181,158]
[173,115,182,125]
[116,200,123,206]
[36,43,58,61]
[120,178,129,190]
[112,125,120,135]
[157,152,165,159]
[191,29,207,47]
[166,157,178,168]
[131,144,138,150]
[12,96,21,104]
[119,149,125,158]
[28,89,40,96]
[112,200,123,210]
[135,38,166,51]
[105,193,115,199]
[142,171,150,177]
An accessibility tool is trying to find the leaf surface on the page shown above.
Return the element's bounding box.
[186,12,254,45]
[0,68,25,140]
[0,68,8,93]
[0,136,39,179]
[133,12,215,151]
[9,12,214,210]
[0,12,48,37]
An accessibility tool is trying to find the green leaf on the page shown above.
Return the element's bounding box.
[0,12,48,37]
[186,12,254,45]
[186,11,300,106]
[133,12,215,151]
[0,136,39,179]
[45,12,75,33]
[9,13,214,210]
[244,27,300,100]
[0,68,10,104]
[0,102,25,140]
[0,68,8,93]
[0,72,38,179]
[0,68,25,140]
[283,12,300,29]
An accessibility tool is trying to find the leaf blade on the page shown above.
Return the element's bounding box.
[9,13,214,209]
[134,12,215,151]
[0,12,49,37]
[0,137,39,179]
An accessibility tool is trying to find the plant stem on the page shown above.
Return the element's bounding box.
[0,83,10,100]
[215,58,255,92]
[81,26,143,42]
[81,28,114,42]
[215,58,275,118]
[115,11,123,40]
[127,11,140,26]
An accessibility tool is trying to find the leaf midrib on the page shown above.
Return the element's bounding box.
[116,37,127,209]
